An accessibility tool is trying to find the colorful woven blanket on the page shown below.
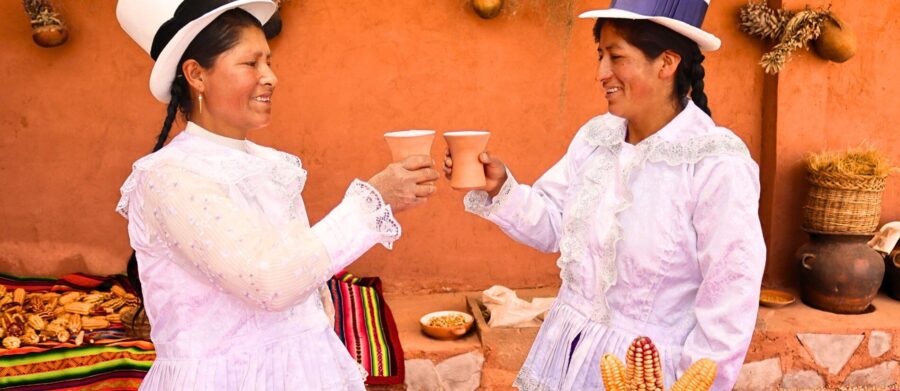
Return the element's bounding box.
[329,271,405,385]
[0,273,155,391]
[1,271,405,388]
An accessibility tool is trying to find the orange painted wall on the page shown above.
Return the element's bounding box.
[760,0,900,289]
[3,0,771,292]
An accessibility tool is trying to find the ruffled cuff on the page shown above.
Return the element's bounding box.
[464,169,518,218]
[344,179,401,249]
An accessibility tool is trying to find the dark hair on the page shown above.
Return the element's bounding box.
[126,8,263,305]
[592,18,711,117]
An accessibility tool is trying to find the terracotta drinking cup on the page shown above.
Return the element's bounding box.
[384,130,436,162]
[444,131,491,190]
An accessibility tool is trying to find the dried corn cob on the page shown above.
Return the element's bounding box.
[110,285,127,298]
[59,292,82,305]
[12,288,26,304]
[3,336,21,349]
[56,329,70,343]
[0,286,6,297]
[64,302,92,315]
[67,314,82,333]
[671,358,717,391]
[0,294,12,307]
[26,314,45,331]
[82,316,109,330]
[20,330,39,345]
[82,293,107,304]
[625,336,664,391]
[600,354,627,391]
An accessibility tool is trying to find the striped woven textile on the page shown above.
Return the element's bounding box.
[0,273,155,391]
[2,271,404,387]
[329,271,405,385]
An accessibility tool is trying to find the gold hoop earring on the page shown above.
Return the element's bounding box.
[198,93,204,115]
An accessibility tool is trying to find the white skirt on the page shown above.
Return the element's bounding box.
[139,327,367,391]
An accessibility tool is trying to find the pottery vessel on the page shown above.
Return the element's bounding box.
[384,130,435,162]
[444,131,490,190]
[797,229,885,314]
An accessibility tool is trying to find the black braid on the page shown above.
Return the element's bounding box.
[688,54,711,117]
[124,9,263,326]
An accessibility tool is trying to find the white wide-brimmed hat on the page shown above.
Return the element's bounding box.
[117,0,277,103]
[579,0,721,51]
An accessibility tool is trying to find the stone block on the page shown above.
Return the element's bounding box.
[868,330,892,358]
[435,351,485,391]
[734,357,782,391]
[842,361,898,387]
[781,370,825,389]
[405,359,443,391]
[797,333,864,375]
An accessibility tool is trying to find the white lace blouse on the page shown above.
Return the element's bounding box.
[465,102,766,391]
[116,122,397,390]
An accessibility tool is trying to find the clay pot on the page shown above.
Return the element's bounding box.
[444,131,490,190]
[473,0,503,19]
[813,15,857,63]
[32,24,68,48]
[797,230,885,314]
[885,249,900,300]
[384,130,435,162]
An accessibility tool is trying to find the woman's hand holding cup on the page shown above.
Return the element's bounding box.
[368,155,439,213]
[443,149,508,198]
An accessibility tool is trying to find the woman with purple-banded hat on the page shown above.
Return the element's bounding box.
[114,0,438,389]
[445,0,765,389]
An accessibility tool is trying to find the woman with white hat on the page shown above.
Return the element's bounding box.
[115,0,437,389]
[446,0,765,389]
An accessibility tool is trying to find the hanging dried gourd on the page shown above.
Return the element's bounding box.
[813,14,857,63]
[23,0,68,48]
[740,1,854,74]
[473,0,503,19]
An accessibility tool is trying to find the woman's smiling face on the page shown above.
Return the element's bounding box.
[596,23,668,121]
[198,25,277,135]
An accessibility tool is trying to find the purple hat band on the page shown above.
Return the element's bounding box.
[609,0,709,28]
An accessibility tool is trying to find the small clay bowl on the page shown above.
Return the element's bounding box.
[419,311,474,341]
[759,289,796,308]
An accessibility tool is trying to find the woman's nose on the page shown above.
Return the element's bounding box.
[261,64,278,87]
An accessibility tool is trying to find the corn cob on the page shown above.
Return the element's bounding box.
[110,285,127,298]
[671,358,717,391]
[67,314,82,333]
[12,288,26,304]
[82,316,109,330]
[0,286,6,297]
[82,293,107,304]
[600,354,627,391]
[625,336,664,391]
[26,314,45,331]
[56,329,70,343]
[20,330,39,345]
[106,313,122,323]
[64,302,92,315]
[59,292,82,305]
[3,336,21,349]
[0,294,11,307]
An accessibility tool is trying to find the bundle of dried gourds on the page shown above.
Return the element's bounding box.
[600,336,718,391]
[740,1,855,74]
[0,285,139,350]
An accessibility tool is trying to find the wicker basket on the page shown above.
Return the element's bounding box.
[803,171,886,233]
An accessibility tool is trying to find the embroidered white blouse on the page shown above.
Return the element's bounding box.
[465,102,766,391]
[116,122,398,390]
